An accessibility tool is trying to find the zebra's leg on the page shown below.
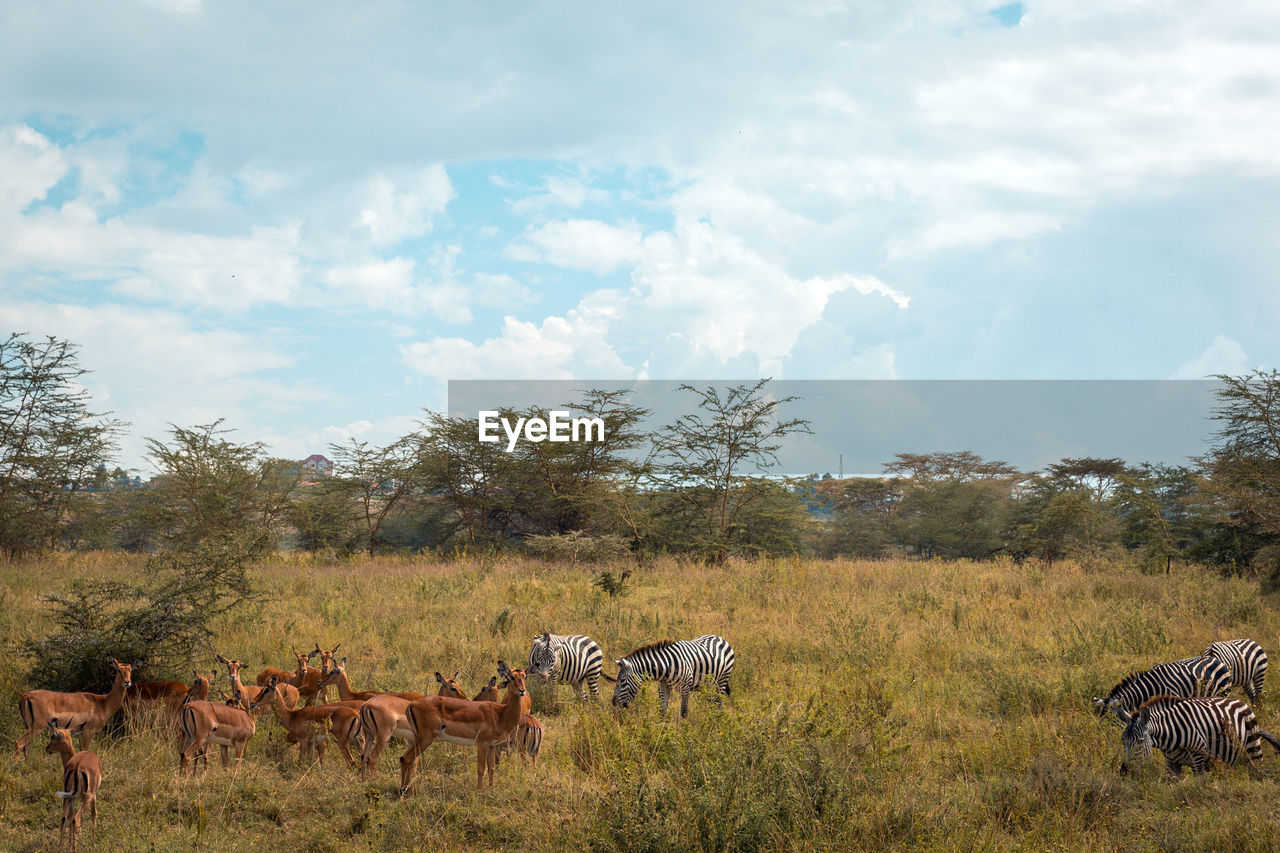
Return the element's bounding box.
[680,686,691,719]
[587,674,600,701]
[656,682,671,716]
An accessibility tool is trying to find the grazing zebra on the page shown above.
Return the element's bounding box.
[1203,639,1268,701]
[527,633,604,701]
[608,634,734,718]
[1119,694,1280,777]
[1095,657,1232,720]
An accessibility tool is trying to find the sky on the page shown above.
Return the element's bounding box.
[1,1,1277,473]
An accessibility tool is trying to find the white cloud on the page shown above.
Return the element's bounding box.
[1172,335,1252,379]
[410,217,909,380]
[401,292,630,380]
[508,219,644,274]
[358,166,454,246]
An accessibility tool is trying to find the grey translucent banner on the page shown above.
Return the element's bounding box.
[448,380,1222,475]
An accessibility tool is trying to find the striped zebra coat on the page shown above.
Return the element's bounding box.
[1203,639,1268,701]
[1119,694,1280,777]
[527,633,604,701]
[1096,657,1232,721]
[608,634,734,718]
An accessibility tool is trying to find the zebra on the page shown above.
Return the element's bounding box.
[527,633,604,701]
[1119,694,1280,777]
[1203,639,1268,701]
[607,634,734,718]
[1095,657,1232,721]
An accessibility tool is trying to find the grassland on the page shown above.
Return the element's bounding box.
[2,552,1280,851]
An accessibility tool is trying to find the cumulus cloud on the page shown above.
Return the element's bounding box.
[358,166,454,246]
[408,216,910,381]
[1172,335,1253,379]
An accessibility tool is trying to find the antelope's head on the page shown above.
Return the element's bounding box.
[215,655,244,682]
[496,661,527,699]
[435,671,465,699]
[45,718,75,755]
[473,676,499,703]
[320,657,348,688]
[316,642,340,675]
[110,657,136,689]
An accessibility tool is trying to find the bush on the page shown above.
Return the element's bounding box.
[21,538,258,691]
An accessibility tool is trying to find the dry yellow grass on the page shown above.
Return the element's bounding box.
[2,552,1279,851]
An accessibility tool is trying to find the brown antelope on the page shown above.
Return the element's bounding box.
[473,676,543,768]
[399,662,528,792]
[45,719,102,853]
[217,654,300,710]
[177,687,263,776]
[321,657,399,703]
[123,669,217,729]
[358,672,465,781]
[249,677,363,768]
[255,642,335,705]
[16,658,135,758]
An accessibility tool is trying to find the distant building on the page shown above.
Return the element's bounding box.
[300,454,334,480]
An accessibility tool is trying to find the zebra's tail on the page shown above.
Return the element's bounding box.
[1257,729,1280,753]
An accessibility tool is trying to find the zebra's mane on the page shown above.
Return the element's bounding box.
[1135,693,1183,712]
[1106,670,1150,700]
[624,640,676,658]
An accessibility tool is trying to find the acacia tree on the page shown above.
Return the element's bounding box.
[0,334,121,557]
[144,420,297,553]
[326,437,416,557]
[649,380,811,562]
[1199,370,1280,579]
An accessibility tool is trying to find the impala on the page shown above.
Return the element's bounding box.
[123,669,217,729]
[16,658,135,759]
[359,671,466,781]
[473,676,542,768]
[217,654,300,710]
[399,662,528,792]
[321,657,397,702]
[249,677,363,768]
[177,687,264,776]
[46,719,102,853]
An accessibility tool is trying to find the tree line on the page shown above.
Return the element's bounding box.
[4,332,1280,583]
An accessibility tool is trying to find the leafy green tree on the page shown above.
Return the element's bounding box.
[143,420,297,553]
[648,380,811,562]
[812,477,902,558]
[412,412,521,547]
[0,333,122,556]
[326,437,416,557]
[288,486,360,554]
[1198,370,1280,581]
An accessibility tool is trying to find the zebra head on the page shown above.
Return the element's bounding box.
[1119,706,1154,774]
[611,659,640,708]
[529,633,557,682]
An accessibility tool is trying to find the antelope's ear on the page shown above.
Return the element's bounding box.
[216,654,230,665]
[48,718,61,730]
[194,670,201,680]
[331,644,340,655]
[488,676,498,687]
[131,658,144,669]
[72,722,87,734]
[497,660,512,678]
[340,657,347,667]
[434,672,446,684]
[208,670,218,682]
[451,671,459,680]
[308,643,320,660]
[266,675,278,687]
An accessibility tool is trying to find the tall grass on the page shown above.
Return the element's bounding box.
[2,552,1280,851]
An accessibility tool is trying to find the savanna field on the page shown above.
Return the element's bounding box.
[2,553,1279,852]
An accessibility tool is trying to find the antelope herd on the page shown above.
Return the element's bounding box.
[12,632,735,851]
